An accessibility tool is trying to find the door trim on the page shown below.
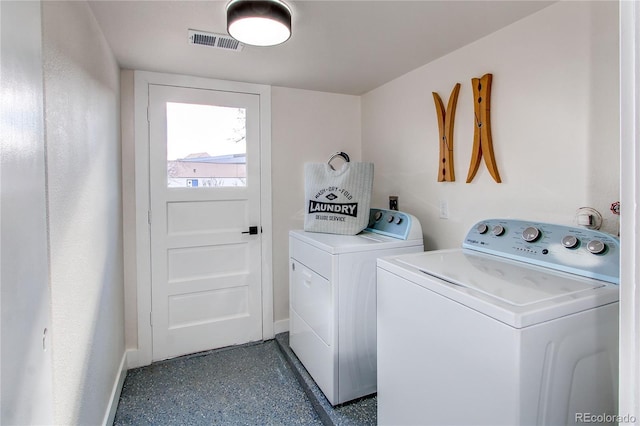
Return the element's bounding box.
[132,70,273,367]
[620,1,640,416]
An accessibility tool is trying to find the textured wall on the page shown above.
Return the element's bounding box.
[42,1,124,423]
[362,1,619,249]
[271,87,361,324]
[0,1,54,423]
[120,1,619,340]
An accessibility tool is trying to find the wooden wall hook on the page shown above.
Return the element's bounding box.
[433,83,460,182]
[466,73,501,183]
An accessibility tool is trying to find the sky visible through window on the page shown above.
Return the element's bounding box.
[166,102,246,160]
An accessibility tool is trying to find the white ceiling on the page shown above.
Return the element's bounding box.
[88,0,554,96]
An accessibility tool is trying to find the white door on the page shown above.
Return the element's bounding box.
[148,84,263,361]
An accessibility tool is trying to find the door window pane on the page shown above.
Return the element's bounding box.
[166,102,246,188]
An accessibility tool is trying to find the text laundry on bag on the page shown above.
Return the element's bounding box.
[308,201,358,217]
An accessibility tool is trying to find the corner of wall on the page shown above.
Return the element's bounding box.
[102,351,128,426]
[120,68,139,352]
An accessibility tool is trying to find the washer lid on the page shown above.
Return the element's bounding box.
[398,250,604,306]
[382,249,619,328]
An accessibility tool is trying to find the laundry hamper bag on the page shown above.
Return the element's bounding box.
[304,152,374,235]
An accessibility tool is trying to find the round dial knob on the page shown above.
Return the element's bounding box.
[492,225,505,236]
[521,227,540,242]
[387,215,394,223]
[561,235,579,249]
[374,211,383,221]
[586,240,606,255]
[395,217,403,225]
[477,223,488,234]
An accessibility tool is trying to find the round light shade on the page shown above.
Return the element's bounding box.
[227,0,292,47]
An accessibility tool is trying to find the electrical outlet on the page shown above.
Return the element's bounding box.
[439,200,449,219]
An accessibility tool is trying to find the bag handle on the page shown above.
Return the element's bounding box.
[327,151,350,170]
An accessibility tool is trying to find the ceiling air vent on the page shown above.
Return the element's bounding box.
[188,30,244,52]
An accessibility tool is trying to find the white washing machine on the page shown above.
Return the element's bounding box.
[289,208,424,406]
[377,219,620,426]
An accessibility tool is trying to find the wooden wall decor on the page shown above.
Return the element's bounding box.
[433,83,460,182]
[466,73,501,183]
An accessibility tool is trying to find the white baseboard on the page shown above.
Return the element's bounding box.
[125,348,145,369]
[121,321,289,379]
[273,318,289,335]
[102,351,128,426]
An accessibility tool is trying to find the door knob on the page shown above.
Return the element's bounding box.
[242,226,259,235]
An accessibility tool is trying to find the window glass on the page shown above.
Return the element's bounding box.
[166,102,246,188]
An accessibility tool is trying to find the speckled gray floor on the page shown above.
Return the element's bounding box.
[275,333,377,426]
[113,340,323,425]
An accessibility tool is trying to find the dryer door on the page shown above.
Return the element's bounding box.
[290,259,332,345]
[289,257,338,404]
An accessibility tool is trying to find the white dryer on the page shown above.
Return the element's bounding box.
[289,208,423,406]
[377,219,620,426]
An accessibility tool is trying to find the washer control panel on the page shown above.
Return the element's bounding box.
[366,208,421,240]
[463,219,619,284]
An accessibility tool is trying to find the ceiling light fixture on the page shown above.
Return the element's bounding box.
[226,0,292,47]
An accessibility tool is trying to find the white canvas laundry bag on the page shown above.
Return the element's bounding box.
[304,152,374,235]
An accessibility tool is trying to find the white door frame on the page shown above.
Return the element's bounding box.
[132,70,273,367]
[619,1,640,421]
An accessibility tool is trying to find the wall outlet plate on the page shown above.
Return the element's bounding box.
[439,200,449,219]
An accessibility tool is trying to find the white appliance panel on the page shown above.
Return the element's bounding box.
[398,250,604,306]
[379,251,618,329]
[377,268,619,426]
[289,229,419,254]
[289,235,332,279]
[289,309,336,402]
[290,259,332,345]
[336,246,420,403]
[376,218,619,426]
[289,208,424,406]
[377,268,520,426]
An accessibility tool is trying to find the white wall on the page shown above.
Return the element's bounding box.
[42,1,125,423]
[261,87,361,325]
[362,1,619,250]
[0,1,54,423]
[120,70,139,352]
[119,84,360,347]
[119,1,619,349]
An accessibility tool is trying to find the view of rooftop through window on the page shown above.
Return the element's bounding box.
[166,102,247,188]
